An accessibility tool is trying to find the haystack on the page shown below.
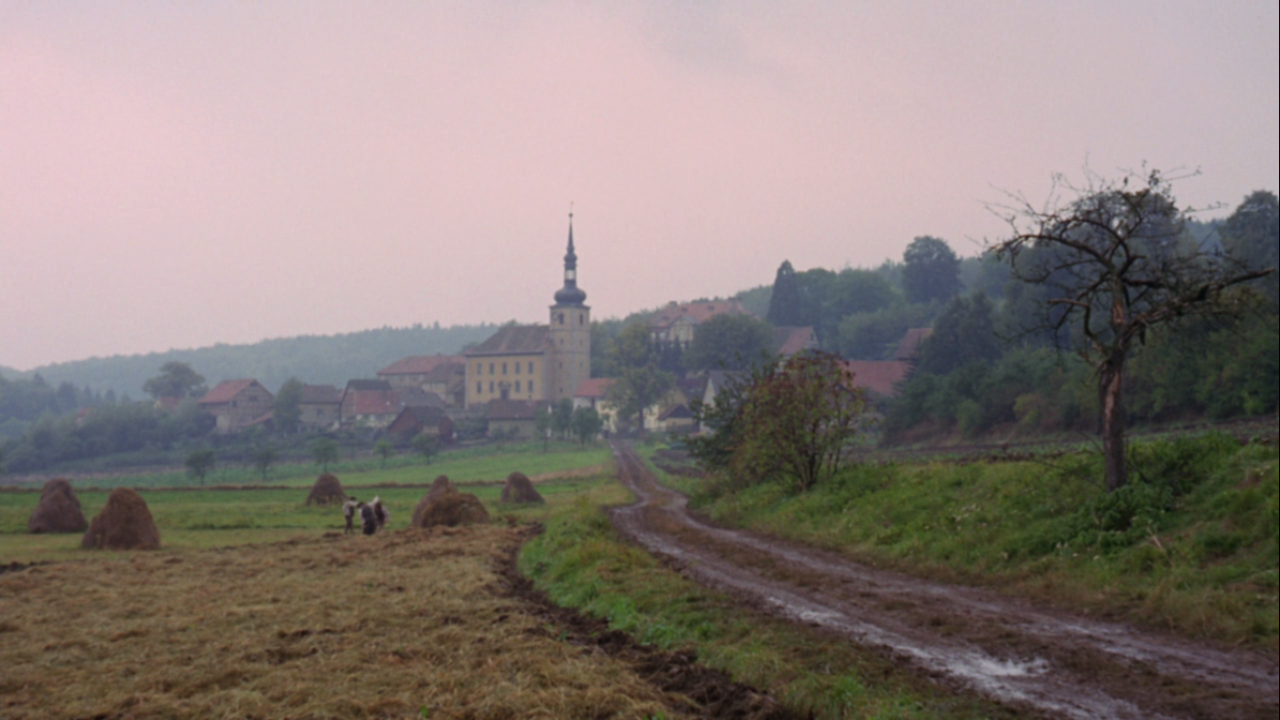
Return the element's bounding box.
[412,475,457,525]
[81,488,161,550]
[500,472,544,504]
[28,478,89,533]
[414,489,490,528]
[306,473,347,506]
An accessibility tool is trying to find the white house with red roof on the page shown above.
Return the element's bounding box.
[339,379,402,429]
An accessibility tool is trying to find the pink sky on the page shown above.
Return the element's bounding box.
[3,1,1277,371]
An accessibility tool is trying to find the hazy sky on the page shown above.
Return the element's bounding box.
[3,1,1277,371]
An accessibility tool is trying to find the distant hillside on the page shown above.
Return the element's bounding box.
[20,324,499,397]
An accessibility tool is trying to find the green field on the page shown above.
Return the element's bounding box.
[0,442,610,563]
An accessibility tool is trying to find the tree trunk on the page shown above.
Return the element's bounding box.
[1099,354,1128,492]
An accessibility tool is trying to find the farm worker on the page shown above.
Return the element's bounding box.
[360,503,378,536]
[342,497,362,534]
[371,497,390,530]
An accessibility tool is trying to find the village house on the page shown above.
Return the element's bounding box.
[648,300,752,345]
[339,379,402,429]
[377,354,466,407]
[485,399,547,440]
[198,379,274,434]
[773,326,820,357]
[386,404,454,444]
[298,384,342,431]
[572,378,617,433]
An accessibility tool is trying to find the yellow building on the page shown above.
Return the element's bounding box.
[464,215,591,408]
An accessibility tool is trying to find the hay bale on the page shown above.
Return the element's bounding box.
[81,488,161,550]
[306,473,346,506]
[28,478,88,533]
[500,472,544,504]
[412,475,456,525]
[415,489,490,528]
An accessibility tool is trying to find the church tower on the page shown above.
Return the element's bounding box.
[549,212,591,401]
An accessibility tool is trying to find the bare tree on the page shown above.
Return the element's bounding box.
[989,168,1272,491]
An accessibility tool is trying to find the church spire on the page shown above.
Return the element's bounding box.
[554,209,587,306]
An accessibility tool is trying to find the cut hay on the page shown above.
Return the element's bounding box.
[415,489,490,528]
[28,478,89,534]
[0,526,691,719]
[306,473,346,506]
[500,472,544,504]
[81,488,161,550]
[412,475,457,525]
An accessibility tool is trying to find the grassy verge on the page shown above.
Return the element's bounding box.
[519,480,1016,720]
[663,432,1279,650]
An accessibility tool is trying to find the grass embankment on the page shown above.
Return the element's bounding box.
[520,482,1016,720]
[660,432,1279,650]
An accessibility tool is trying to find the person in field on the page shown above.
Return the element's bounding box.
[342,497,362,534]
[371,496,390,530]
[360,502,378,536]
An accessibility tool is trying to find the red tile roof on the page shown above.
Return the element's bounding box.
[300,384,341,404]
[574,377,615,398]
[198,380,262,405]
[486,399,546,420]
[774,326,818,356]
[839,360,911,398]
[351,389,401,417]
[649,300,753,330]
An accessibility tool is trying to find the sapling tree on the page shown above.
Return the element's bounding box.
[691,351,870,493]
[989,168,1273,491]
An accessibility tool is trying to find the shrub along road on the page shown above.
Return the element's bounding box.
[607,441,1278,720]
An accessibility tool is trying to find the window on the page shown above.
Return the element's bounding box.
[489,381,494,393]
[515,381,521,392]
[528,362,534,373]
[489,363,495,375]
[516,362,521,374]
[476,363,482,375]
[502,362,508,375]
[558,313,565,325]
[476,382,481,394]
[528,381,534,394]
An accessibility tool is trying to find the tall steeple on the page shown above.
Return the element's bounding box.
[554,211,587,306]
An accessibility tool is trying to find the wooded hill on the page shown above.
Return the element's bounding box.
[5,323,498,399]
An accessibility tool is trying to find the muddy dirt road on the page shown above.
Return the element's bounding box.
[606,442,1278,720]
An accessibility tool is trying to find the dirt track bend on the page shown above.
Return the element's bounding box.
[606,441,1278,720]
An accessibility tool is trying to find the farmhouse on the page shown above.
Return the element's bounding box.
[340,380,401,429]
[648,300,752,345]
[377,354,466,407]
[198,380,274,434]
[298,384,342,430]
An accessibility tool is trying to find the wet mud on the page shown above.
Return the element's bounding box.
[608,441,1279,720]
